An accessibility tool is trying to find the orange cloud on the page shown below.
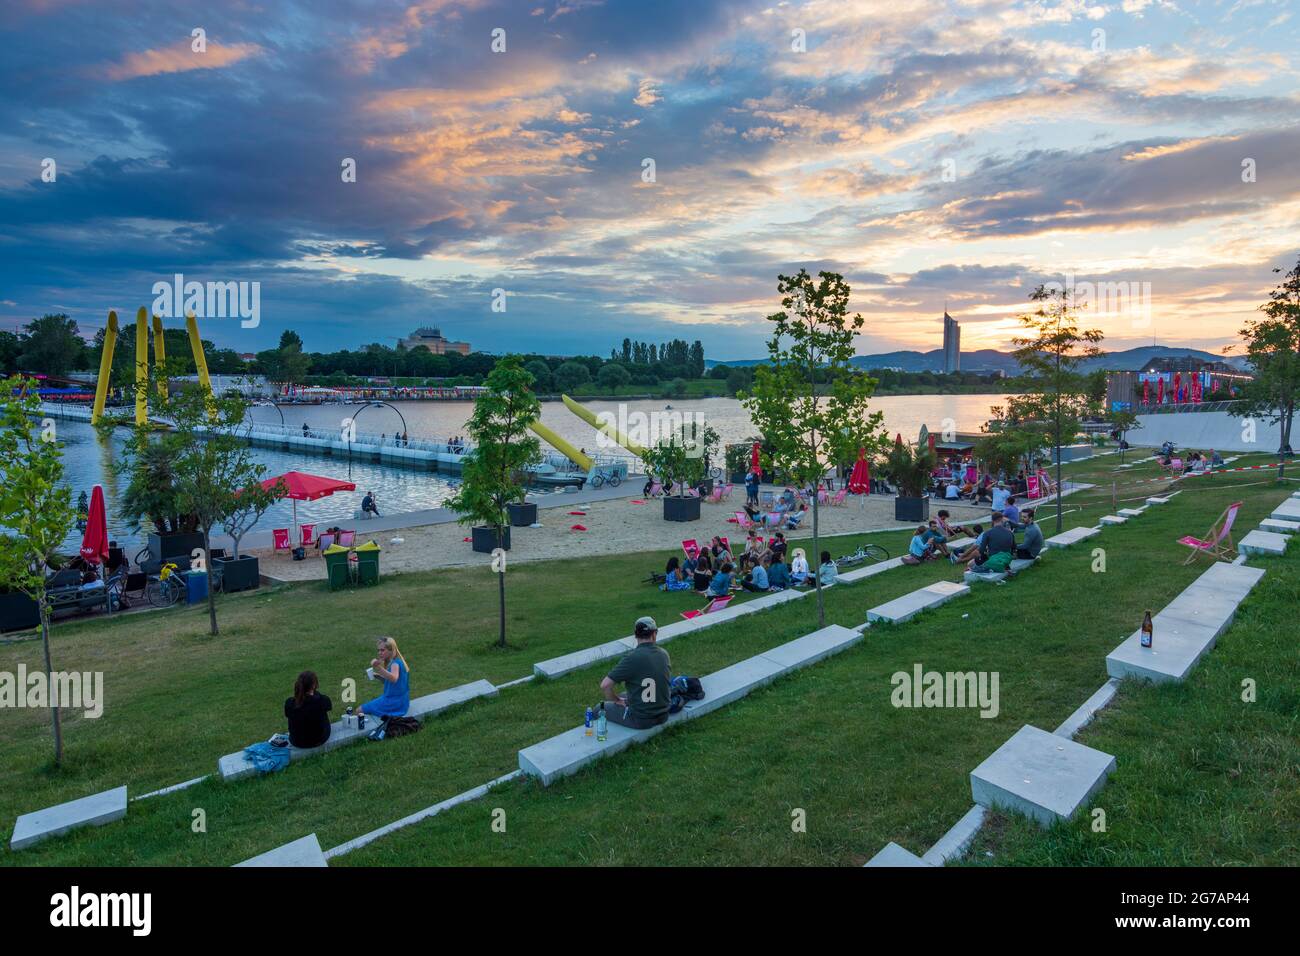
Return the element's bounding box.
[105,40,261,81]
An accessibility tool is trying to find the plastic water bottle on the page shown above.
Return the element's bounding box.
[596,704,607,742]
[584,707,593,737]
[1141,610,1153,648]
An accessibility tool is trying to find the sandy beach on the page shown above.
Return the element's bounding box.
[252,492,989,582]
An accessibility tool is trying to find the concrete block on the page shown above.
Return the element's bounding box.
[1045,526,1101,549]
[220,679,498,781]
[964,570,1006,584]
[534,637,637,680]
[970,725,1115,827]
[865,842,933,867]
[1099,515,1127,526]
[1054,679,1121,739]
[1105,610,1224,684]
[1259,518,1300,535]
[867,580,969,624]
[921,805,987,866]
[235,833,327,867]
[1195,560,1266,599]
[1146,496,1172,505]
[838,556,905,583]
[1118,508,1145,518]
[10,786,128,851]
[1008,558,1038,573]
[1268,498,1300,522]
[1239,530,1288,557]
[757,625,862,676]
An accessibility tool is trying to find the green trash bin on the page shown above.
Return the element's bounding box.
[323,546,351,591]
[354,542,381,586]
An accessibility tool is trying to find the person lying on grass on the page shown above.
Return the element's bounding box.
[357,636,410,719]
[596,616,671,730]
[285,670,332,749]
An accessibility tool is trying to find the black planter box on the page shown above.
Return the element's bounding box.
[663,495,702,522]
[698,478,715,497]
[472,525,511,553]
[148,531,206,568]
[507,502,538,527]
[894,495,930,523]
[0,592,40,633]
[215,555,260,593]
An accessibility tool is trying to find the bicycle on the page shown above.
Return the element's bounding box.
[589,468,623,488]
[146,562,185,608]
[836,543,890,568]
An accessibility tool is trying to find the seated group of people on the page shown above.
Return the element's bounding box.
[281,636,411,749]
[662,531,838,603]
[1159,446,1222,472]
[903,506,1043,575]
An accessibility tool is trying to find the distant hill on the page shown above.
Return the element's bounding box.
[706,345,1247,375]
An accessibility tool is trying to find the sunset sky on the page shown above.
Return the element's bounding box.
[1,0,1297,360]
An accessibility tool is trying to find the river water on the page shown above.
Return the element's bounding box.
[52,393,1012,553]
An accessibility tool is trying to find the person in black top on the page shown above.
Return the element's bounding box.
[284,671,332,748]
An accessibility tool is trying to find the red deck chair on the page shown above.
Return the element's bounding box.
[734,511,756,530]
[1178,501,1241,565]
[300,524,316,548]
[338,529,356,547]
[681,594,734,620]
[272,528,291,554]
[681,539,700,561]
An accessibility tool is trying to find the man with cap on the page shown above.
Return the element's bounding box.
[597,616,672,730]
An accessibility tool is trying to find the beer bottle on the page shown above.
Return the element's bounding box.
[1141,611,1153,648]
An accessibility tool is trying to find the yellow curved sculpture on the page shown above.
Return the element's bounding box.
[91,310,118,424]
[561,394,649,458]
[528,419,593,472]
[134,307,149,426]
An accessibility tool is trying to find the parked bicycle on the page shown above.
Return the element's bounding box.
[589,468,623,488]
[146,562,185,608]
[836,543,890,568]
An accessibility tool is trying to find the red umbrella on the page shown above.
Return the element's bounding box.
[847,448,871,494]
[1142,379,1150,405]
[79,485,109,565]
[750,441,761,476]
[1157,378,1165,404]
[1173,372,1181,404]
[260,471,357,541]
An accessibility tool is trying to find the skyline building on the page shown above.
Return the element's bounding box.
[942,311,961,374]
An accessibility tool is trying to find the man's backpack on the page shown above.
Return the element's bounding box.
[668,675,705,714]
[384,716,422,738]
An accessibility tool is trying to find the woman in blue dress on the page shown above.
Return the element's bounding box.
[358,636,410,718]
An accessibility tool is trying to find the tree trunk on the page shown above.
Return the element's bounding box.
[1054,434,1063,534]
[812,492,824,627]
[40,603,62,766]
[203,528,219,636]
[1279,405,1293,480]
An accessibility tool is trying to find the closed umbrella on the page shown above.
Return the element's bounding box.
[847,448,871,494]
[1142,378,1150,405]
[750,441,761,476]
[1157,377,1165,405]
[79,485,109,565]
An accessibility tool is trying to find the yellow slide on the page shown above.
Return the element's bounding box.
[561,394,649,458]
[528,419,593,472]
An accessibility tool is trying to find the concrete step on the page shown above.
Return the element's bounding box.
[1044,526,1101,549]
[970,725,1115,827]
[864,842,933,867]
[219,679,498,781]
[867,580,969,624]
[10,786,128,851]
[518,625,863,786]
[235,833,327,867]
[1239,529,1288,557]
[1268,498,1300,522]
[1259,518,1300,535]
[1099,515,1127,526]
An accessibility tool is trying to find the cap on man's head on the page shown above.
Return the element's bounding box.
[634,616,658,637]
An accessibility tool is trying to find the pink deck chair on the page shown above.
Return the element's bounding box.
[318,533,335,551]
[734,511,757,530]
[720,483,734,501]
[647,481,664,497]
[829,488,848,507]
[681,594,734,620]
[272,528,291,553]
[338,529,356,547]
[681,539,701,561]
[1178,501,1241,564]
[706,485,725,504]
[300,524,316,548]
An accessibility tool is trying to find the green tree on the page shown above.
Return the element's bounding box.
[524,359,553,392]
[122,379,276,635]
[597,362,631,393]
[553,360,591,393]
[0,331,21,375]
[0,377,76,764]
[741,270,886,626]
[279,330,304,350]
[19,314,86,376]
[1004,284,1103,533]
[1233,256,1300,476]
[446,356,542,648]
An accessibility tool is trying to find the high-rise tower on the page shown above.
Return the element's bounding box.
[942,311,961,373]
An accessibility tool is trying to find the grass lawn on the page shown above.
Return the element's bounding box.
[3,452,1293,865]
